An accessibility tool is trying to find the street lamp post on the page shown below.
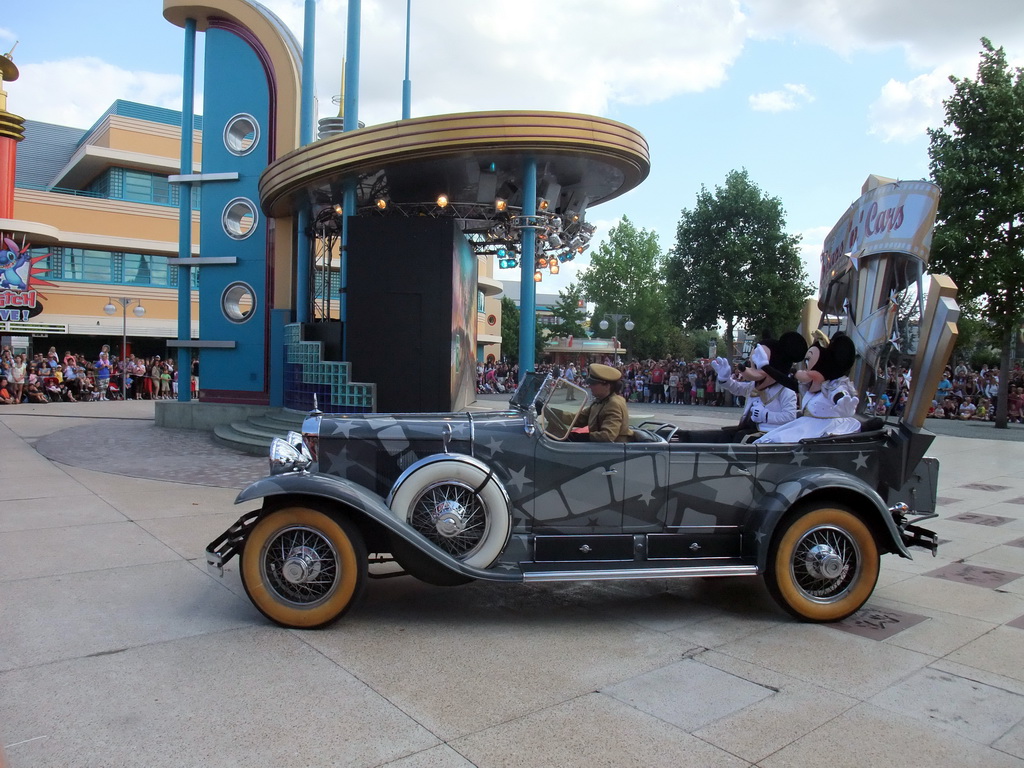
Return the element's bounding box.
[598,313,635,358]
[104,298,145,400]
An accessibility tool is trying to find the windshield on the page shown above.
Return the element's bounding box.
[510,371,552,411]
[536,377,590,439]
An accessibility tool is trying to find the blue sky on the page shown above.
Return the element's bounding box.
[3,0,1023,294]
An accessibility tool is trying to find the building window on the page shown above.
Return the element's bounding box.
[84,168,201,210]
[477,290,485,313]
[62,247,115,282]
[32,247,192,289]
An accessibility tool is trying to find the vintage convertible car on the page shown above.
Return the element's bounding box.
[207,372,940,629]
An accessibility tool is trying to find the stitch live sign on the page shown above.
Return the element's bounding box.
[0,289,42,321]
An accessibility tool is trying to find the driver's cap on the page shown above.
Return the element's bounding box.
[588,363,622,383]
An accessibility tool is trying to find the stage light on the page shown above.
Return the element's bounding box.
[533,271,543,282]
[494,198,507,212]
[436,194,448,208]
[375,197,387,210]
[332,202,343,215]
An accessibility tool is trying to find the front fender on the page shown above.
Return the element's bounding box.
[233,472,521,582]
[750,467,910,571]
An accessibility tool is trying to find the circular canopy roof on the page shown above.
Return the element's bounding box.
[259,111,650,220]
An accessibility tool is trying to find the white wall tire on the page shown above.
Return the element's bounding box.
[240,506,367,629]
[389,460,511,568]
[765,504,879,622]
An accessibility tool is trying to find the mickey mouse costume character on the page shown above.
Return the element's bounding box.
[681,331,807,443]
[755,331,860,444]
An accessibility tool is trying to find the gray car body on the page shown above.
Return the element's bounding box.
[221,374,938,582]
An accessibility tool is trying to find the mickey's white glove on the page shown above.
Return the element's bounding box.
[711,356,732,380]
[750,345,769,370]
[834,394,859,418]
[748,404,766,423]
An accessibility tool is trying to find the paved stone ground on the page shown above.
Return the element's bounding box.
[35,419,267,488]
[1,399,1022,767]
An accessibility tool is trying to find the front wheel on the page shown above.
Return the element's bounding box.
[765,504,879,622]
[240,506,367,629]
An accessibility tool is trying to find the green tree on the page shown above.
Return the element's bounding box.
[928,38,1024,429]
[577,216,676,360]
[499,295,546,365]
[666,169,811,357]
[549,283,589,339]
[500,296,519,363]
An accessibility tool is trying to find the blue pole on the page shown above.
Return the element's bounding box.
[296,0,316,324]
[176,18,196,402]
[340,0,361,360]
[402,0,412,119]
[343,0,361,132]
[518,156,537,376]
[300,0,316,144]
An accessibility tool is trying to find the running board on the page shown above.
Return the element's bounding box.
[521,564,759,583]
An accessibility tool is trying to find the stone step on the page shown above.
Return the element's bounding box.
[212,423,274,456]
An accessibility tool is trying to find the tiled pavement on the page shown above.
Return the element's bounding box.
[1,399,1023,767]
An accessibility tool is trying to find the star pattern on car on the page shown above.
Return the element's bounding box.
[505,465,531,492]
[792,449,809,467]
[321,446,350,474]
[485,437,504,455]
[853,452,869,470]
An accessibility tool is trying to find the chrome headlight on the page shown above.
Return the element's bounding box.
[269,434,313,474]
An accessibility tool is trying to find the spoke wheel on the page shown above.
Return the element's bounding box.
[389,460,511,569]
[409,481,488,560]
[765,504,879,622]
[240,506,366,629]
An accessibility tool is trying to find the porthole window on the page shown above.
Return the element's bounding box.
[222,197,258,240]
[487,314,497,326]
[223,113,260,156]
[221,281,257,323]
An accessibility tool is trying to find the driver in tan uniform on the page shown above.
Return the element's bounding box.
[575,363,633,442]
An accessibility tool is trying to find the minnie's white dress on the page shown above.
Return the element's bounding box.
[755,377,860,444]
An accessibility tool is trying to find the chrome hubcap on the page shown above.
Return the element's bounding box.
[805,543,844,580]
[432,499,469,537]
[281,545,323,584]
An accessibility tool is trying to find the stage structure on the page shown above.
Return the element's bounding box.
[163,0,649,415]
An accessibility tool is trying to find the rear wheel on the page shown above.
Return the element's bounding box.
[240,506,367,629]
[765,504,879,622]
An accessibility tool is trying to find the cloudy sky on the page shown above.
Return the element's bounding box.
[3,0,1023,294]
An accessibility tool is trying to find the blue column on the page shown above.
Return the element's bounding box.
[402,0,412,119]
[343,0,361,132]
[295,0,316,324]
[518,156,537,376]
[176,18,196,402]
[340,0,361,360]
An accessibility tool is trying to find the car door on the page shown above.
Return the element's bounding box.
[528,436,626,534]
[653,441,759,558]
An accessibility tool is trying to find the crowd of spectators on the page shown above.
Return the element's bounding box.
[927,363,1024,422]
[477,355,1024,425]
[477,357,730,405]
[0,345,189,405]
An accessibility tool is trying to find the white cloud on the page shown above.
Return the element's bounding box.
[15,58,182,129]
[744,0,1024,68]
[867,69,956,143]
[798,225,832,289]
[749,83,813,112]
[266,0,753,126]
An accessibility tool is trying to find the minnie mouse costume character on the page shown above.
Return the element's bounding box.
[679,331,808,444]
[755,331,860,444]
